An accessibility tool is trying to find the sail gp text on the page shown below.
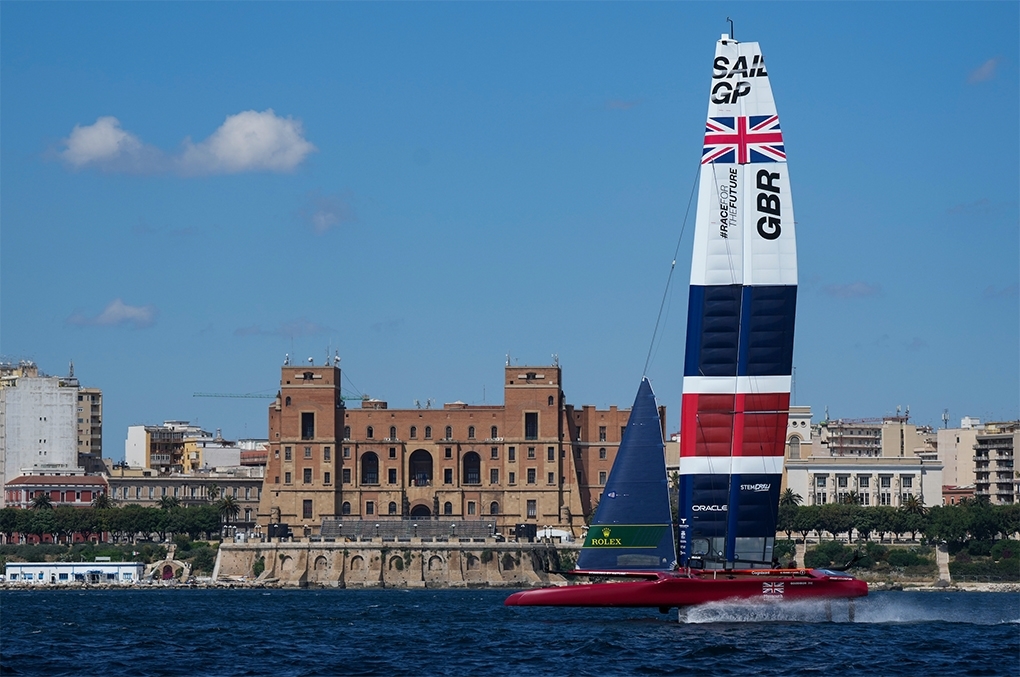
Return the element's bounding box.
[711,54,767,104]
[718,168,738,239]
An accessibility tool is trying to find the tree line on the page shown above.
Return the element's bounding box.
[776,489,1019,546]
[0,493,245,545]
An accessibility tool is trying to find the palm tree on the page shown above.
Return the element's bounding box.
[842,491,863,506]
[91,492,112,509]
[31,492,53,510]
[779,489,803,507]
[206,484,220,502]
[902,495,927,516]
[158,496,180,511]
[217,496,240,526]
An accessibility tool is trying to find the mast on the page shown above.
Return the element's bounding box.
[677,35,797,568]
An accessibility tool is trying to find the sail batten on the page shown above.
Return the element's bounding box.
[678,36,796,568]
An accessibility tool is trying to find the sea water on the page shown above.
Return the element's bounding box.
[1,589,1017,676]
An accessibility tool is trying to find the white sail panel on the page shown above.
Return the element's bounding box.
[690,163,744,286]
[741,164,797,285]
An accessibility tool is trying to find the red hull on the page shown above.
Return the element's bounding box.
[504,569,867,608]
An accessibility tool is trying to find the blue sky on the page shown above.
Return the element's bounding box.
[2,3,1017,458]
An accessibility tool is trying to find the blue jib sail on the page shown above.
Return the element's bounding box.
[576,378,677,571]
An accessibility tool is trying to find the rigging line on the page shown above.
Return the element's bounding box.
[643,162,701,377]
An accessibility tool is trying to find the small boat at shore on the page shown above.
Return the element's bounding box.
[506,30,867,614]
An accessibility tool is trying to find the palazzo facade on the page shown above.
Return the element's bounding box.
[257,363,661,538]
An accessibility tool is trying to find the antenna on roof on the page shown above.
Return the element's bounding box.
[726,17,735,40]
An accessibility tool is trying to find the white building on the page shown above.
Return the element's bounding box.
[4,560,144,585]
[0,362,80,507]
[125,420,211,471]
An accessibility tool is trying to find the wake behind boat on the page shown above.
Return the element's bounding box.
[505,31,867,613]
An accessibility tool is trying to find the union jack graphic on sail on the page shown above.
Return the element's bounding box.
[762,581,785,595]
[702,115,786,165]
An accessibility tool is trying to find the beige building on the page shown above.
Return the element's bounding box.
[76,386,104,473]
[124,421,211,472]
[936,417,983,489]
[182,431,242,474]
[974,421,1019,505]
[106,464,264,528]
[257,362,652,538]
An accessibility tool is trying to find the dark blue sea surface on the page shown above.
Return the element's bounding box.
[1,589,1017,676]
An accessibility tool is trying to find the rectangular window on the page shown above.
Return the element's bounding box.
[301,412,315,440]
[343,447,351,458]
[525,413,538,440]
[324,472,331,485]
[467,501,476,515]
[815,476,826,487]
[444,468,453,484]
[880,492,892,506]
[815,492,827,504]
[303,500,313,519]
[620,426,626,439]
[508,447,516,462]
[365,501,374,515]
[599,471,607,485]
[527,500,537,518]
[275,449,279,459]
[303,468,312,484]
[342,469,351,484]
[527,468,536,484]
[880,476,891,488]
[599,426,607,442]
[445,448,452,459]
[858,476,870,488]
[901,476,913,488]
[548,472,555,485]
[304,446,312,459]
[547,446,555,461]
[389,447,396,459]
[509,471,516,485]
[388,468,397,484]
[491,447,498,460]
[284,446,292,461]
[285,472,292,484]
[324,446,331,461]
[528,447,536,459]
[490,468,499,484]
[837,476,848,488]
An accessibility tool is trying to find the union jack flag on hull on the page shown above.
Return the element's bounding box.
[702,115,785,165]
[762,582,785,595]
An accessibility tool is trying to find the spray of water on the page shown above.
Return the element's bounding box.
[679,592,1019,625]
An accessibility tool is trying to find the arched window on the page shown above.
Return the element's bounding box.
[490,426,498,439]
[388,501,398,515]
[409,449,433,487]
[489,501,499,515]
[424,426,432,440]
[285,396,291,406]
[463,451,481,485]
[361,452,379,484]
[410,426,417,439]
[366,426,374,439]
[468,426,475,440]
[342,502,351,515]
[344,426,351,440]
[789,436,802,459]
[445,426,452,440]
[443,501,453,516]
[389,426,397,440]
[548,395,554,406]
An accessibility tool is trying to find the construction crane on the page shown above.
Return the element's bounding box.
[193,392,367,401]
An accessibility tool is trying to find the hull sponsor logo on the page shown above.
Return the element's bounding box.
[740,483,771,492]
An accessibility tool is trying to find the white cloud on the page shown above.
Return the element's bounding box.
[822,282,882,299]
[179,110,316,174]
[67,299,157,329]
[59,110,315,175]
[60,117,160,172]
[968,58,999,84]
[298,191,357,234]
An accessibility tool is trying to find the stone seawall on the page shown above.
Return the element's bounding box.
[214,540,581,588]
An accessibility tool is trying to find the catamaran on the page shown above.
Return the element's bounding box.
[505,32,868,613]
